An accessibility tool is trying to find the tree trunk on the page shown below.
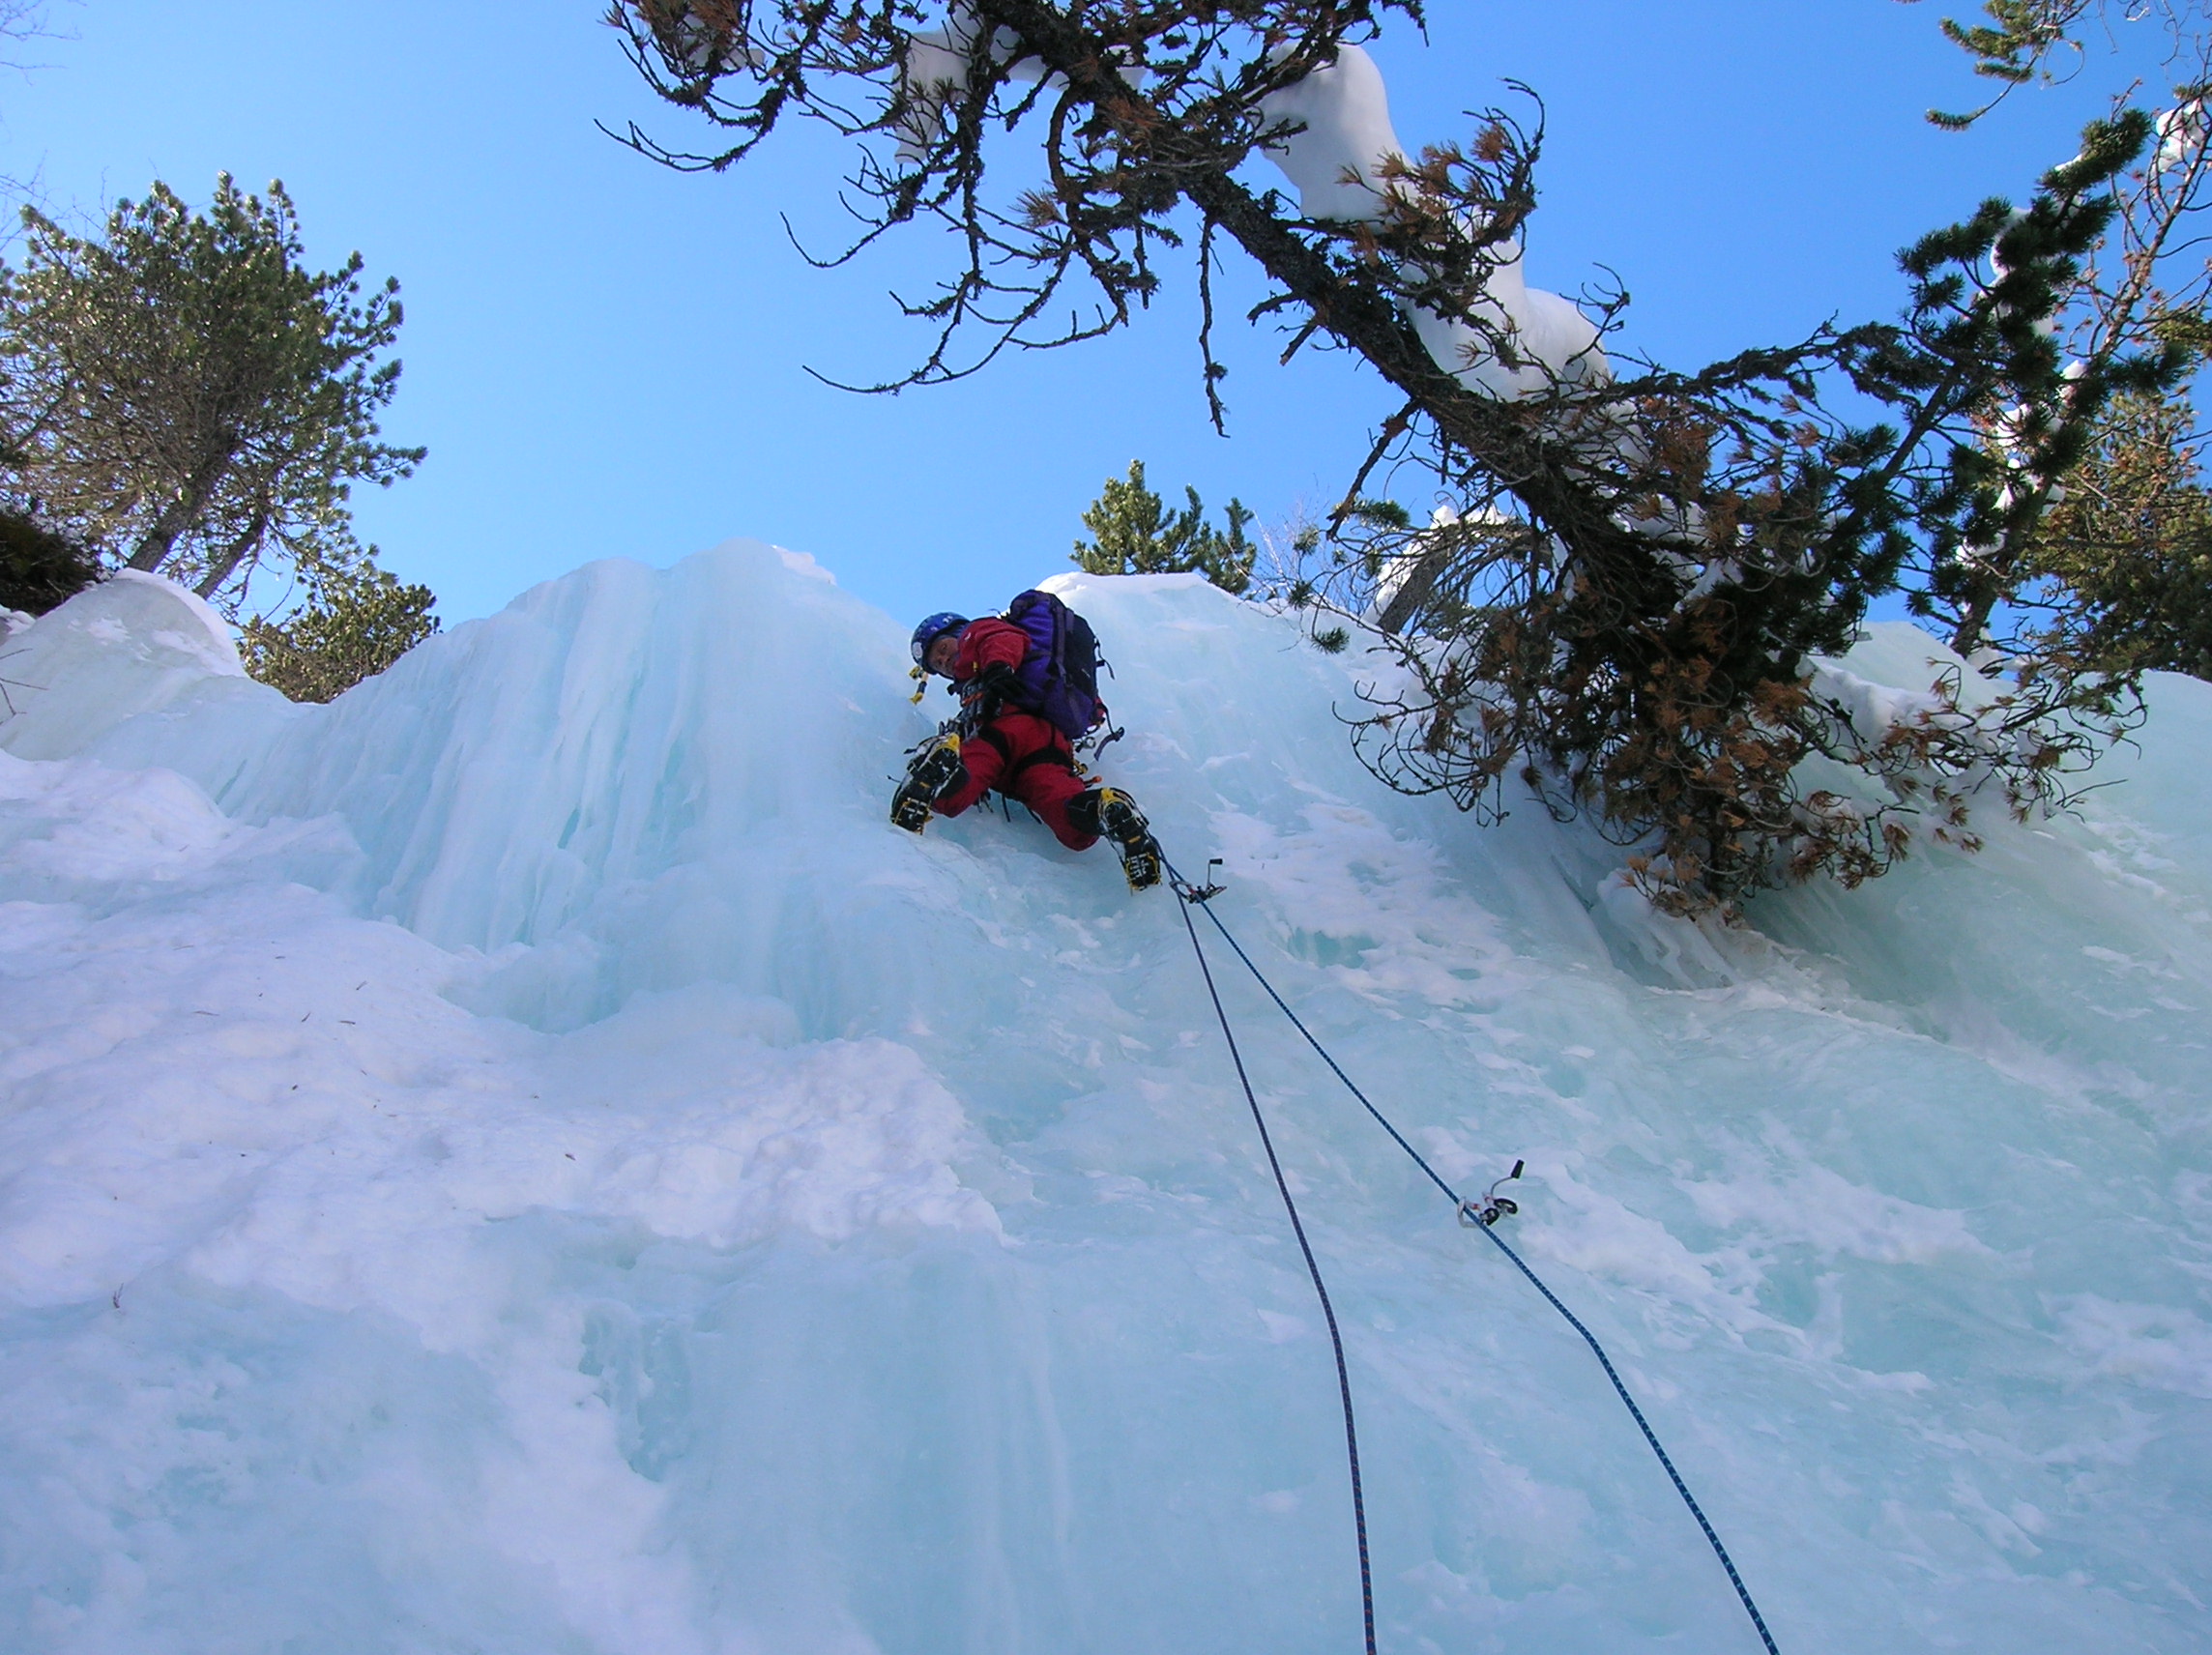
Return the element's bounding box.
[1950,589,1996,659]
[127,447,234,574]
[1377,527,1480,634]
[192,500,272,600]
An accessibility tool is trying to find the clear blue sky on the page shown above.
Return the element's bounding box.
[0,2,2158,628]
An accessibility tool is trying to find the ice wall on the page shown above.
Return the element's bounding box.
[1,543,2207,1654]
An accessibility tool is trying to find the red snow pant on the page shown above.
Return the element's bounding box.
[934,711,1098,851]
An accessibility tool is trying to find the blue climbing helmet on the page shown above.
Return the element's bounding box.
[911,611,969,666]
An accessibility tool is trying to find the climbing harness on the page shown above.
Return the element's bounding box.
[1164,857,1784,1655]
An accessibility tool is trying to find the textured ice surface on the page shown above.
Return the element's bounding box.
[1,543,2207,1653]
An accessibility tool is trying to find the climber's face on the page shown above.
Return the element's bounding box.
[925,633,961,677]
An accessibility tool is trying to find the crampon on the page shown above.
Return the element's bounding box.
[890,732,965,833]
[1089,787,1163,892]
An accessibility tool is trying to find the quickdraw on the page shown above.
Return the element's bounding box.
[1458,1160,1525,1229]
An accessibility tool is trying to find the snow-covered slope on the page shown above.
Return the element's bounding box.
[2,541,2206,1654]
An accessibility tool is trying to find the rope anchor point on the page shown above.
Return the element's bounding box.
[1173,857,1227,903]
[1458,1159,1526,1228]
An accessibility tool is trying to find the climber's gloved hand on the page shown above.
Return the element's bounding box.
[969,660,1018,720]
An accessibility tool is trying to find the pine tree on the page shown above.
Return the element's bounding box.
[0,502,96,615]
[238,552,438,704]
[0,175,423,612]
[1907,2,2212,660]
[2015,390,2212,679]
[1073,460,1255,594]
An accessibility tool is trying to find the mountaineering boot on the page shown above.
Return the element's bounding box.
[891,732,966,833]
[1074,786,1163,891]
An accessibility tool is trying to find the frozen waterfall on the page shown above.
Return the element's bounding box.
[1,540,2207,1653]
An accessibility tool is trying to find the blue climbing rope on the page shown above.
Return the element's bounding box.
[1164,859,1782,1655]
[1471,1222,1780,1655]
[1172,880,1378,1655]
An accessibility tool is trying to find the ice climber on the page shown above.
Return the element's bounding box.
[892,595,1165,891]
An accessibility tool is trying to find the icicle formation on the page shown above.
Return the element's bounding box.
[1256,44,1606,399]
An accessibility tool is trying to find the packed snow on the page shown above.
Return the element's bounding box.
[1257,44,1607,397]
[1,543,2207,1653]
